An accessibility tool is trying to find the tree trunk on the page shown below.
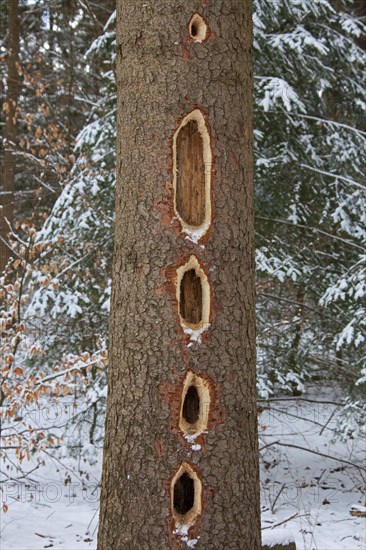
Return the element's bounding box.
[1,0,20,271]
[98,1,261,548]
[355,1,366,53]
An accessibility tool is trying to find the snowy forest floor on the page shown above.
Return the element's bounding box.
[1,387,365,550]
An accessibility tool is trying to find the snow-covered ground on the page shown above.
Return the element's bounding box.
[259,395,365,549]
[1,392,365,549]
[0,451,101,549]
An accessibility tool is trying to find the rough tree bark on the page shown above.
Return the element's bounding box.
[98,1,261,548]
[1,0,20,271]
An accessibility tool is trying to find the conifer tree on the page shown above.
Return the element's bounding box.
[98,1,261,548]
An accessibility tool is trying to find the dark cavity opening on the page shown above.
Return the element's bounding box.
[180,269,203,325]
[176,119,205,227]
[183,385,200,425]
[173,472,195,516]
[191,23,198,37]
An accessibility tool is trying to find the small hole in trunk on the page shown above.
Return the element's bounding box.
[189,13,209,42]
[173,472,195,515]
[173,110,212,239]
[183,385,200,425]
[179,371,210,437]
[171,462,202,527]
[180,269,203,325]
[176,120,205,228]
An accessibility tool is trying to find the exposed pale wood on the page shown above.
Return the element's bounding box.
[176,120,205,227]
[179,268,203,325]
[170,462,202,527]
[189,13,209,42]
[176,255,211,333]
[179,371,210,437]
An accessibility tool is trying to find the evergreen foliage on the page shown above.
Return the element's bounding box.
[254,0,366,428]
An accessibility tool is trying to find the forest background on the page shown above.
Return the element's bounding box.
[0,0,365,545]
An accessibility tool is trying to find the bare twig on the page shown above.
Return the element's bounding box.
[259,441,366,472]
[271,482,286,514]
[36,358,102,386]
[265,109,366,139]
[319,408,338,436]
[262,512,299,530]
[299,163,366,192]
[258,291,344,326]
[56,235,112,279]
[257,397,344,407]
[263,406,336,432]
[259,439,280,452]
[256,215,364,251]
[0,234,23,261]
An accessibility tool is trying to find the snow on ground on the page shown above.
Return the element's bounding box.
[0,452,100,550]
[1,388,365,549]
[259,387,365,550]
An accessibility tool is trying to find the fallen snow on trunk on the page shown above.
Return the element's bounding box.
[184,323,210,345]
[173,524,199,548]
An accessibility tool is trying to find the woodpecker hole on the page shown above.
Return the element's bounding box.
[183,386,200,424]
[173,110,212,239]
[176,255,210,331]
[189,13,208,42]
[171,463,202,525]
[174,472,194,515]
[180,269,203,325]
[176,120,205,227]
[179,371,210,436]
